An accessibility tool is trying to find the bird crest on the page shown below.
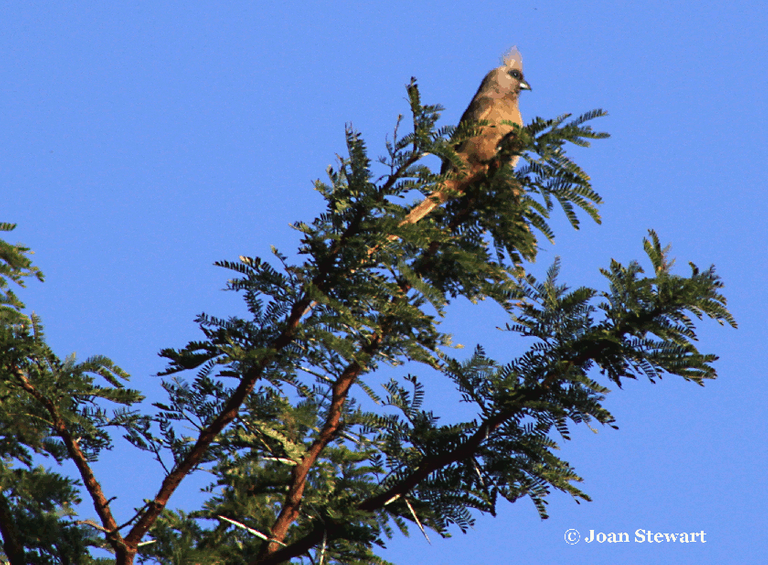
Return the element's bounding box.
[502,46,523,70]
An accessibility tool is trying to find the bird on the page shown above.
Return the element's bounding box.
[443,46,531,173]
[404,46,531,225]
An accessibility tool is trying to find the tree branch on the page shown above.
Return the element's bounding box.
[249,389,541,565]
[128,138,487,559]
[11,366,125,554]
[259,343,378,557]
[123,154,425,553]
[252,340,612,565]
[258,175,494,559]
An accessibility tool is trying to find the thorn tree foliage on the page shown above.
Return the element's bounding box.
[0,80,736,564]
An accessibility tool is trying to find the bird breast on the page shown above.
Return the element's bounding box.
[461,97,522,164]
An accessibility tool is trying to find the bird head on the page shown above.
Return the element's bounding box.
[497,46,531,93]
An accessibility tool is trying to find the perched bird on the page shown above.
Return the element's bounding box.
[443,46,531,173]
[404,47,531,225]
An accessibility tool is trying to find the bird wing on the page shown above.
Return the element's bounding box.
[441,95,497,174]
[458,94,496,125]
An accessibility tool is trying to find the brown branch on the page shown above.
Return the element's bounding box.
[257,327,388,558]
[253,339,612,565]
[122,151,427,554]
[123,306,307,549]
[250,385,543,565]
[11,367,125,554]
[358,399,533,513]
[258,355,371,558]
[152,133,526,562]
[358,347,603,512]
[257,172,497,560]
[124,145,480,558]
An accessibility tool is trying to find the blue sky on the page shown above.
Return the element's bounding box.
[2,2,767,563]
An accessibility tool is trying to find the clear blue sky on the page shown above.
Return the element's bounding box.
[2,2,766,563]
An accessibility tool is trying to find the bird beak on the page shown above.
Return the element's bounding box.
[520,80,531,91]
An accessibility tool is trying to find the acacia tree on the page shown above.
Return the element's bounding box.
[0,82,735,565]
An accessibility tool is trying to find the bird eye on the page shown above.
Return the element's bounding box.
[509,70,521,79]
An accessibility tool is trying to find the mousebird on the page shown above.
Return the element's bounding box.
[404,46,530,225]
